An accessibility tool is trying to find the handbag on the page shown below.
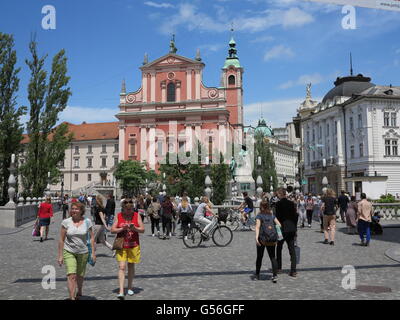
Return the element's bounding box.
[32,218,40,237]
[85,219,96,267]
[112,236,124,250]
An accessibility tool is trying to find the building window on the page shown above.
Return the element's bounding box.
[74,174,78,182]
[327,141,330,156]
[307,152,310,165]
[312,151,315,160]
[179,141,185,153]
[88,174,92,182]
[157,141,163,157]
[228,75,235,85]
[335,143,338,155]
[130,142,137,156]
[167,82,175,102]
[101,158,107,168]
[102,144,107,153]
[350,145,355,159]
[384,112,390,126]
[114,144,119,153]
[334,121,338,135]
[319,126,322,139]
[59,160,65,168]
[87,158,92,168]
[359,143,364,157]
[326,124,329,136]
[312,129,315,142]
[114,157,119,166]
[87,145,92,154]
[385,139,391,156]
[358,114,362,128]
[349,117,354,130]
[74,146,79,155]
[307,131,310,143]
[393,140,398,156]
[391,113,397,127]
[74,159,79,168]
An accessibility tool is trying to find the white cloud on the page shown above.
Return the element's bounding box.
[249,35,274,43]
[58,106,118,124]
[264,45,294,61]
[279,73,324,89]
[282,7,314,27]
[144,1,174,9]
[198,43,225,54]
[244,97,322,128]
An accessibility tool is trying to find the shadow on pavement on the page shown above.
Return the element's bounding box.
[12,263,399,284]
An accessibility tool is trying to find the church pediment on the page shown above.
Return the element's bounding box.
[141,54,203,70]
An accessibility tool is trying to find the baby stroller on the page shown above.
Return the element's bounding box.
[370,211,383,235]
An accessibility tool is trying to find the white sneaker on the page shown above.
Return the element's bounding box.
[152,234,155,237]
[184,236,188,240]
[127,289,134,296]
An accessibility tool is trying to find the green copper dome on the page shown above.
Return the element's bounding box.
[223,36,241,69]
[255,118,273,137]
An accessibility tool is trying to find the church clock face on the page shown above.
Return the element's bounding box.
[167,57,175,64]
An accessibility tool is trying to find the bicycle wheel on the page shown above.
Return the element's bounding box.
[183,226,203,248]
[249,218,256,231]
[212,225,233,247]
[225,216,240,231]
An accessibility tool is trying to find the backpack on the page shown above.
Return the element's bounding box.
[259,215,278,245]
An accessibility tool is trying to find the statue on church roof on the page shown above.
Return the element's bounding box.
[169,34,177,54]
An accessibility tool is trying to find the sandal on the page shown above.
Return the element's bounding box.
[117,293,125,300]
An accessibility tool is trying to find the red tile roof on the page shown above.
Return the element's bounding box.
[21,122,119,144]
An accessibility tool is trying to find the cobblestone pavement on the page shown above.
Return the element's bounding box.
[0,209,399,300]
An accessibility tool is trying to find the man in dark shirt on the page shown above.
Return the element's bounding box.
[105,194,116,227]
[337,191,349,223]
[275,188,298,277]
[237,192,254,229]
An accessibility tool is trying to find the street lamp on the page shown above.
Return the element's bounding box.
[283,174,287,189]
[322,176,328,194]
[270,176,273,195]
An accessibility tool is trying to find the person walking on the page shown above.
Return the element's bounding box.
[161,196,174,239]
[297,196,307,228]
[275,188,298,278]
[136,195,146,224]
[58,202,95,300]
[338,190,349,223]
[111,199,144,299]
[147,197,161,237]
[305,194,314,228]
[93,195,113,253]
[105,194,116,228]
[171,197,178,236]
[38,196,54,242]
[177,196,193,240]
[357,193,373,246]
[346,196,358,234]
[254,200,281,283]
[321,189,338,245]
[62,194,69,220]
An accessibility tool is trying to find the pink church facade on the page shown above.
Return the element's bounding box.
[116,38,244,171]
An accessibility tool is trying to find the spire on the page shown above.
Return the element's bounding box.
[169,34,177,54]
[223,25,241,69]
[121,79,126,94]
[143,53,148,65]
[195,48,201,61]
[350,52,353,76]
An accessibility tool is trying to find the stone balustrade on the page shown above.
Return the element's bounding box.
[372,203,400,221]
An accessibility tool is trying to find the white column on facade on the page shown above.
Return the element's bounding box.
[148,126,156,170]
[218,123,227,158]
[195,70,200,100]
[151,72,156,102]
[119,125,126,161]
[185,124,193,152]
[161,82,166,103]
[142,74,147,103]
[140,126,147,163]
[336,118,343,164]
[176,82,181,103]
[187,70,192,100]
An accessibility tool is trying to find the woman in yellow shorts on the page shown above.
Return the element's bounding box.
[58,202,96,300]
[111,198,144,300]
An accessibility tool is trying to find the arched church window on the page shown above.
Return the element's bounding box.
[228,75,235,85]
[167,82,176,102]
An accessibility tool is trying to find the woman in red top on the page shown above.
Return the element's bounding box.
[38,196,54,242]
[111,198,144,300]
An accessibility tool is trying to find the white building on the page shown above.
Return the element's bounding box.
[297,75,400,199]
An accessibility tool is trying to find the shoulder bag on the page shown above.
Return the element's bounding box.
[112,214,125,250]
[85,219,96,267]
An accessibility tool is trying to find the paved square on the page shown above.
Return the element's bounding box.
[0,209,399,300]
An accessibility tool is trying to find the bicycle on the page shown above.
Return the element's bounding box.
[238,210,256,231]
[183,214,233,248]
[224,209,241,231]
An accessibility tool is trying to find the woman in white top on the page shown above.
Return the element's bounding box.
[297,196,307,228]
[193,196,213,236]
[58,202,95,300]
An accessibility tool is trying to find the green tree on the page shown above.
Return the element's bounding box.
[20,39,72,197]
[252,132,278,192]
[114,160,148,197]
[211,153,229,204]
[0,33,27,205]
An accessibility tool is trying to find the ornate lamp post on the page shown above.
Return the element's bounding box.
[256,156,263,199]
[283,174,287,190]
[204,156,212,199]
[270,176,273,195]
[322,158,328,194]
[60,175,64,200]
[45,171,51,197]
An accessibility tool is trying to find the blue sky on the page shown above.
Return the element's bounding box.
[1,0,399,128]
